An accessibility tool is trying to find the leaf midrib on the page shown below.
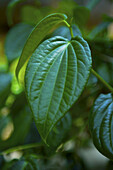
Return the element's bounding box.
[42,43,70,139]
[45,43,77,138]
[29,42,68,102]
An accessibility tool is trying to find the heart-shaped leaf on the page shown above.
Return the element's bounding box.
[16,13,67,78]
[89,93,113,160]
[25,36,92,143]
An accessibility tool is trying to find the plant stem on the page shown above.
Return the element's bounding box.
[70,26,74,38]
[63,20,74,38]
[91,68,113,93]
[0,142,43,155]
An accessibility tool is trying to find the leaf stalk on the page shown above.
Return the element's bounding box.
[91,68,113,93]
[63,20,74,38]
[0,143,43,155]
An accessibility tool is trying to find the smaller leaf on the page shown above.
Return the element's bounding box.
[16,13,67,79]
[89,93,113,160]
[5,23,33,64]
[7,0,26,26]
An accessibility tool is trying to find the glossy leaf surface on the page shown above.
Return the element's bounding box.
[16,13,67,78]
[25,36,92,142]
[5,23,33,64]
[89,93,113,159]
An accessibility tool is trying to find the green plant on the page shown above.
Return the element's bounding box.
[0,0,113,169]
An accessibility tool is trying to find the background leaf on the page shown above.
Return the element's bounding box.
[89,93,113,160]
[5,23,33,64]
[16,13,67,78]
[0,73,12,108]
[25,36,92,143]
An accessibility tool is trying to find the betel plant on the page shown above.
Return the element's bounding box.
[1,0,113,168]
[16,11,113,157]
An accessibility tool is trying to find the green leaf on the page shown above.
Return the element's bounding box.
[47,112,72,148]
[5,23,33,64]
[25,36,92,143]
[16,13,67,79]
[89,93,113,160]
[0,73,12,108]
[52,24,82,40]
[7,0,26,26]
